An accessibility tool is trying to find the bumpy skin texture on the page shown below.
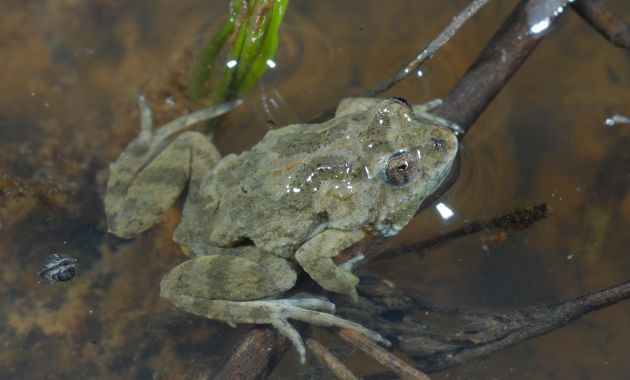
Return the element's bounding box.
[104,97,458,362]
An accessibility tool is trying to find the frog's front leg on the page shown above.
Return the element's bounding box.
[412,99,464,134]
[295,229,366,301]
[105,94,239,238]
[160,246,389,363]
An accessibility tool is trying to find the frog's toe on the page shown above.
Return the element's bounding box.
[264,299,390,363]
[263,299,390,361]
[339,253,365,272]
[273,297,336,313]
[277,302,390,347]
[271,317,307,364]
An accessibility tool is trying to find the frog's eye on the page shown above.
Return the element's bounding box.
[384,151,418,186]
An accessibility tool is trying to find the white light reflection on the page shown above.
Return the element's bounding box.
[417,70,424,77]
[526,0,573,36]
[435,202,455,220]
[604,113,630,126]
[266,59,277,68]
[530,18,550,34]
[364,167,372,179]
[226,60,237,68]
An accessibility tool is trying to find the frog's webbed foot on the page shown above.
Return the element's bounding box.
[168,295,390,364]
[112,92,241,181]
[412,99,464,135]
[105,93,241,238]
[266,297,391,363]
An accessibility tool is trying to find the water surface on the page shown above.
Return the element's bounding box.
[1,1,629,379]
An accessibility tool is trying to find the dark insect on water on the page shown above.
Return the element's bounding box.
[38,253,78,282]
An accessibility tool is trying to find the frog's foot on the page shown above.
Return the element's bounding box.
[412,99,464,135]
[105,94,241,238]
[339,253,365,272]
[265,297,390,363]
[116,92,241,177]
[170,295,390,364]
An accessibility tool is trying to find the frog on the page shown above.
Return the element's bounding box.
[104,93,459,363]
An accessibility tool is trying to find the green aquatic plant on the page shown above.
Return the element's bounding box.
[188,0,289,103]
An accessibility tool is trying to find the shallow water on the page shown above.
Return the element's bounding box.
[1,1,629,379]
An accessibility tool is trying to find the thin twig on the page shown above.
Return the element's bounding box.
[411,280,630,372]
[306,338,359,380]
[339,277,630,373]
[367,0,491,97]
[435,0,567,132]
[337,328,432,380]
[572,0,630,49]
[378,204,551,260]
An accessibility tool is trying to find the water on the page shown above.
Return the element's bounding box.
[1,1,629,379]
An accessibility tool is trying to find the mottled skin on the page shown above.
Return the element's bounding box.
[104,96,458,362]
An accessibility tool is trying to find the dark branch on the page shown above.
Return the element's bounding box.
[209,328,290,380]
[573,0,630,49]
[378,204,551,260]
[340,276,630,373]
[435,0,558,132]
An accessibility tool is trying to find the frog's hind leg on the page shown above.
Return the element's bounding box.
[160,248,390,364]
[106,132,218,238]
[167,295,390,363]
[105,94,240,238]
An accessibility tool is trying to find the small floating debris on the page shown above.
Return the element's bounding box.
[38,253,78,282]
[603,113,630,127]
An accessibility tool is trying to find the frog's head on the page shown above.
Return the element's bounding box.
[362,98,459,236]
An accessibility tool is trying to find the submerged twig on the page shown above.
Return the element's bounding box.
[379,204,551,260]
[367,0,491,97]
[336,328,432,380]
[434,0,566,132]
[340,276,630,373]
[209,328,289,380]
[306,338,358,380]
[572,0,630,49]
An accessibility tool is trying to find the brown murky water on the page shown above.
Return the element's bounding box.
[1,1,629,379]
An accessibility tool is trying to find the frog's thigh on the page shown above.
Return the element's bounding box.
[295,229,365,299]
[105,131,220,238]
[160,251,297,304]
[335,97,382,118]
[161,246,389,364]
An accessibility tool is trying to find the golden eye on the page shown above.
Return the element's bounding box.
[385,151,418,186]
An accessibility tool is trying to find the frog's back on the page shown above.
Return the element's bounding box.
[177,115,365,257]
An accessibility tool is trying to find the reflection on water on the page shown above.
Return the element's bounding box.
[0,1,629,379]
